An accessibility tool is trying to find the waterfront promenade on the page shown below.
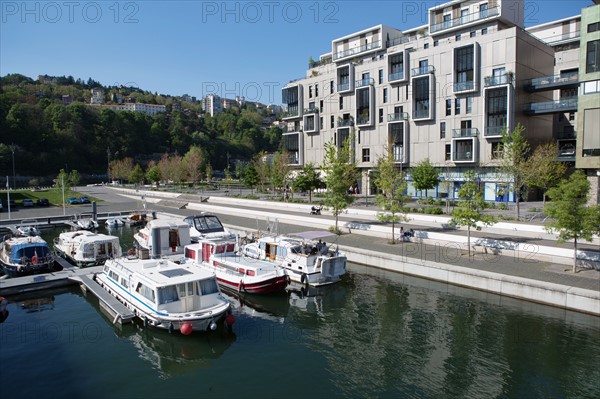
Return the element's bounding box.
[1,185,598,314]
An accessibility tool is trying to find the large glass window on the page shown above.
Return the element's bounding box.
[586,40,600,74]
[455,45,474,91]
[413,76,430,119]
[486,87,508,134]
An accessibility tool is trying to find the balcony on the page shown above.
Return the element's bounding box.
[454,81,475,93]
[281,109,301,120]
[355,77,375,89]
[413,109,430,120]
[542,31,580,45]
[303,107,319,114]
[557,130,576,140]
[391,145,404,163]
[524,97,578,115]
[280,125,302,133]
[452,128,479,138]
[337,82,350,92]
[357,116,371,126]
[386,36,410,47]
[287,152,300,165]
[388,112,409,122]
[411,65,435,77]
[430,6,499,34]
[453,150,475,162]
[525,72,579,92]
[388,71,405,82]
[484,73,513,87]
[337,119,354,127]
[484,126,506,137]
[333,40,382,61]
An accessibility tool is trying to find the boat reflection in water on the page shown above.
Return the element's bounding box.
[222,289,290,323]
[287,281,347,316]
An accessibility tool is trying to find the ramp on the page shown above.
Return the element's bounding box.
[75,274,135,325]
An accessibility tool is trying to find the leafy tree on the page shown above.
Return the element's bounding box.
[205,163,213,182]
[500,124,530,219]
[322,137,360,233]
[235,161,245,180]
[183,145,204,184]
[54,168,80,196]
[293,162,323,203]
[242,162,259,191]
[450,170,496,256]
[374,150,410,244]
[146,165,161,186]
[109,157,134,183]
[271,150,291,199]
[129,164,145,184]
[409,158,439,198]
[524,142,567,205]
[544,171,600,273]
[252,151,270,192]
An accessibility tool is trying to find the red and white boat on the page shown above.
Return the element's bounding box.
[184,238,289,295]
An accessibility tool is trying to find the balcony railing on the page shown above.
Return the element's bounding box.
[430,6,499,34]
[332,40,382,61]
[526,72,579,91]
[357,116,371,126]
[355,78,375,88]
[542,30,580,45]
[454,151,474,161]
[280,125,302,133]
[452,128,479,138]
[287,152,299,165]
[337,119,354,127]
[386,36,410,47]
[557,130,576,140]
[392,145,404,163]
[281,109,300,119]
[484,126,506,137]
[524,97,578,114]
[388,70,405,82]
[411,65,435,77]
[454,81,475,92]
[413,109,430,119]
[484,73,513,87]
[557,145,576,158]
[337,82,350,92]
[303,107,319,114]
[388,112,409,122]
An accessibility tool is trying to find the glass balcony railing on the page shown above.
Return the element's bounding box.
[411,65,435,77]
[287,152,299,165]
[452,128,479,138]
[526,72,579,91]
[303,107,319,114]
[386,36,410,47]
[388,70,405,82]
[280,125,302,133]
[430,6,499,33]
[454,151,474,161]
[484,126,506,136]
[413,109,430,119]
[388,112,409,122]
[355,78,375,88]
[333,40,382,61]
[454,81,475,92]
[357,116,371,126]
[337,82,350,92]
[524,97,578,114]
[281,109,300,119]
[543,31,580,45]
[337,119,354,127]
[484,74,513,87]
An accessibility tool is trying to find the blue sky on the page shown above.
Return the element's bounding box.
[0,0,591,104]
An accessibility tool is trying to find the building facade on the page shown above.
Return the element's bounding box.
[202,94,223,116]
[281,0,592,201]
[88,102,166,116]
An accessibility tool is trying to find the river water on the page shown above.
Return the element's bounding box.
[0,226,598,398]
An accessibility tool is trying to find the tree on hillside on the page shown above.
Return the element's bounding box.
[450,170,497,256]
[409,158,440,198]
[524,142,567,205]
[293,162,323,203]
[500,124,530,219]
[322,137,360,233]
[374,150,410,244]
[544,171,600,273]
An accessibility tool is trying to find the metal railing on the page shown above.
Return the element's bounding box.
[484,73,513,87]
[303,107,319,114]
[453,151,474,161]
[337,82,350,92]
[542,30,580,45]
[484,126,505,136]
[413,109,430,119]
[452,128,479,138]
[357,116,371,126]
[411,65,435,77]
[386,36,410,47]
[430,6,499,33]
[388,112,409,122]
[388,71,405,82]
[454,81,475,92]
[332,40,382,61]
[355,78,375,88]
[337,119,354,127]
[526,72,579,91]
[524,97,578,114]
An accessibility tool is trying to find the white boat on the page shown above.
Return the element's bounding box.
[134,219,191,260]
[184,239,289,295]
[0,235,56,277]
[74,213,99,230]
[123,211,148,227]
[183,213,236,243]
[105,216,125,227]
[95,257,232,333]
[241,231,346,286]
[16,221,40,237]
[53,230,122,267]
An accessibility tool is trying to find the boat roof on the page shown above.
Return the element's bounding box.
[143,219,189,229]
[4,235,48,246]
[107,258,216,287]
[286,231,337,240]
[60,230,119,243]
[184,214,225,234]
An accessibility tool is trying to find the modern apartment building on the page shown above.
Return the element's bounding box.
[576,1,600,205]
[202,94,223,116]
[88,102,166,116]
[281,0,594,201]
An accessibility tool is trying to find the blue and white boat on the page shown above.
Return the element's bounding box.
[0,235,55,277]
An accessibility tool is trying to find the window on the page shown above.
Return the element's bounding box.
[455,98,461,115]
[379,108,384,123]
[446,99,452,116]
[319,100,323,112]
[588,22,600,33]
[455,45,475,91]
[486,88,507,135]
[339,96,344,110]
[482,28,488,35]
[309,85,313,98]
[413,76,430,119]
[379,69,384,84]
[466,96,473,114]
[315,84,319,97]
[434,40,439,47]
[445,144,452,161]
[320,117,323,129]
[424,43,429,49]
[440,121,446,139]
[456,34,461,42]
[331,115,334,128]
[569,112,575,121]
[480,3,488,18]
[383,88,388,103]
[586,40,600,74]
[470,31,476,38]
[330,80,334,94]
[491,142,504,159]
[362,148,370,162]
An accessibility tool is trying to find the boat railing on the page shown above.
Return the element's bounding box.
[19,253,53,266]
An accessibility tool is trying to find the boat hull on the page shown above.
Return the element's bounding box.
[0,258,56,278]
[217,274,289,295]
[53,247,106,268]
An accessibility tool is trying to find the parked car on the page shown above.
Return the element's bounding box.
[36,198,50,206]
[68,197,80,205]
[79,196,91,204]
[22,199,34,207]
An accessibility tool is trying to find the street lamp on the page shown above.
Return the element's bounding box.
[9,144,16,189]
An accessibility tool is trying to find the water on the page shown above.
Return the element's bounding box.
[1,226,599,398]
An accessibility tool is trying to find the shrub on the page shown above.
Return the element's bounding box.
[424,206,443,215]
[498,203,508,210]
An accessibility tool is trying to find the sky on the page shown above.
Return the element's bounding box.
[0,0,592,104]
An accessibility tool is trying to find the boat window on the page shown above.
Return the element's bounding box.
[198,278,219,295]
[109,270,119,281]
[83,244,94,258]
[247,270,255,276]
[119,277,127,288]
[98,243,107,256]
[157,285,179,304]
[226,243,235,252]
[136,282,156,303]
[169,230,180,248]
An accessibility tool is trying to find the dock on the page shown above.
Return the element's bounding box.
[74,274,135,325]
